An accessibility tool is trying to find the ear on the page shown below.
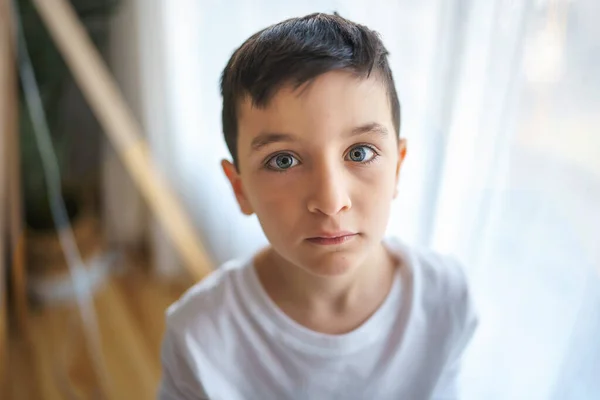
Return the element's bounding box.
[393,138,408,199]
[221,160,254,215]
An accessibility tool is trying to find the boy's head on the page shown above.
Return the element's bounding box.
[221,13,407,276]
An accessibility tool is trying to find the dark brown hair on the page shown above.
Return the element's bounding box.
[220,12,401,167]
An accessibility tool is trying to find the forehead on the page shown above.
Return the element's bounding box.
[237,71,393,145]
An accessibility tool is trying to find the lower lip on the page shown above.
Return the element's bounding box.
[306,234,357,245]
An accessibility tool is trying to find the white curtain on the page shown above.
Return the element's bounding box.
[438,1,600,398]
[136,0,600,398]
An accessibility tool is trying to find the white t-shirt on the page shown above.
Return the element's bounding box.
[159,237,477,400]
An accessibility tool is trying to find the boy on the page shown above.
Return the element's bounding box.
[159,13,477,400]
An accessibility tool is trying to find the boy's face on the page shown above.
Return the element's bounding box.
[223,70,407,277]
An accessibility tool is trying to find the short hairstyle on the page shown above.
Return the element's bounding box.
[220,12,401,167]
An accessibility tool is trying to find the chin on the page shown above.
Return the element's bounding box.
[298,250,363,277]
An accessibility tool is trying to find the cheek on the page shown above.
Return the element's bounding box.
[245,173,303,221]
[351,167,396,221]
[353,161,396,194]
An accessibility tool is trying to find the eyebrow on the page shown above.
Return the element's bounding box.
[249,122,389,153]
[250,132,297,152]
[349,122,389,137]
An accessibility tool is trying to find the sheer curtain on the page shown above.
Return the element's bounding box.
[145,0,599,398]
[436,1,600,398]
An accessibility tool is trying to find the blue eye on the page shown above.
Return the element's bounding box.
[346,145,377,163]
[267,153,299,171]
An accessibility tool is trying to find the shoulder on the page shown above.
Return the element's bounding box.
[388,237,471,300]
[164,256,250,339]
[412,245,472,314]
[388,238,478,341]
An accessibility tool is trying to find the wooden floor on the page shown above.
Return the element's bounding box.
[7,256,192,399]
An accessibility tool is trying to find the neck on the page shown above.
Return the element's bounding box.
[257,241,396,315]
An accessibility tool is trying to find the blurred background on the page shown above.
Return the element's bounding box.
[1,0,599,399]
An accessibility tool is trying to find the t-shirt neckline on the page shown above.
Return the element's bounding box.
[238,238,409,356]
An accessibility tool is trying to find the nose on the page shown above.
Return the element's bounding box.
[306,161,352,216]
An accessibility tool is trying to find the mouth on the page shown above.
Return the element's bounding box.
[306,232,358,246]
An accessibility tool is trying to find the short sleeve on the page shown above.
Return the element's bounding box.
[158,325,210,400]
[431,257,479,399]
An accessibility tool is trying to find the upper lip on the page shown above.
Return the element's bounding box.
[308,231,356,239]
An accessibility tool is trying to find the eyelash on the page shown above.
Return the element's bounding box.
[264,152,301,173]
[263,144,381,172]
[349,143,381,165]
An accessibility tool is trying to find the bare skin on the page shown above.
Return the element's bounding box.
[222,70,408,334]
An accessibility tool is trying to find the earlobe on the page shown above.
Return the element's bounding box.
[221,160,254,215]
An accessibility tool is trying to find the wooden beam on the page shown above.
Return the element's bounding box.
[0,0,14,393]
[6,0,27,340]
[31,0,213,281]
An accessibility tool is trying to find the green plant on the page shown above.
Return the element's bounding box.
[18,0,119,230]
